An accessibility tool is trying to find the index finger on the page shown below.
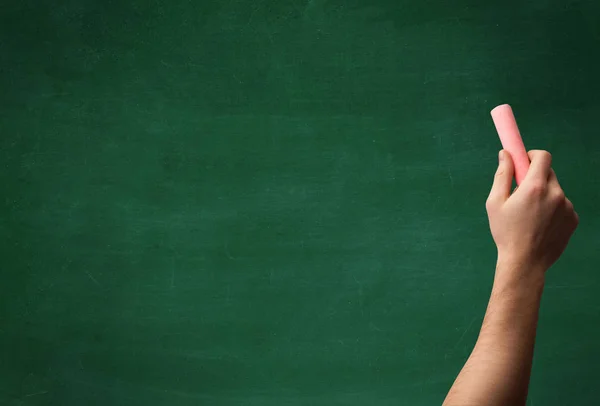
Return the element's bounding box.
[523,150,552,183]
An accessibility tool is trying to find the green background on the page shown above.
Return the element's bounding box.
[1,1,599,405]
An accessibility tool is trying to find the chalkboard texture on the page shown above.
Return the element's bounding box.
[2,1,600,405]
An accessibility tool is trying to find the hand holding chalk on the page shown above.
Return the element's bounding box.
[486,148,579,272]
[491,104,530,185]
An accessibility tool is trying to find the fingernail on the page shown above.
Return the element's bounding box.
[499,150,504,162]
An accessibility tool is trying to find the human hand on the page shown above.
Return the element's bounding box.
[486,150,579,275]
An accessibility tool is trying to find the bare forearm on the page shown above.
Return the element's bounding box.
[444,148,578,405]
[443,260,545,406]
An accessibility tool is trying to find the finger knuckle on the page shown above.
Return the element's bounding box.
[529,182,546,196]
[541,151,552,161]
[530,150,552,165]
[485,197,496,211]
[552,190,566,204]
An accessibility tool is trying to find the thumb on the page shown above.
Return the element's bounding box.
[487,150,515,205]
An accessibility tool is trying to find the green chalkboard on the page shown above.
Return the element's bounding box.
[2,1,599,405]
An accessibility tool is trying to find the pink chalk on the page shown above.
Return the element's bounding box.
[491,104,530,185]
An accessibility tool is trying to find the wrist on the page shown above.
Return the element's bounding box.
[493,255,546,294]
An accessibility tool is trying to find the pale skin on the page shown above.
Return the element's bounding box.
[443,150,579,406]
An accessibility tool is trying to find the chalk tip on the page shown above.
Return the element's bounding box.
[491,103,513,117]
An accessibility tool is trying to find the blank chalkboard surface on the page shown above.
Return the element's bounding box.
[2,1,599,405]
